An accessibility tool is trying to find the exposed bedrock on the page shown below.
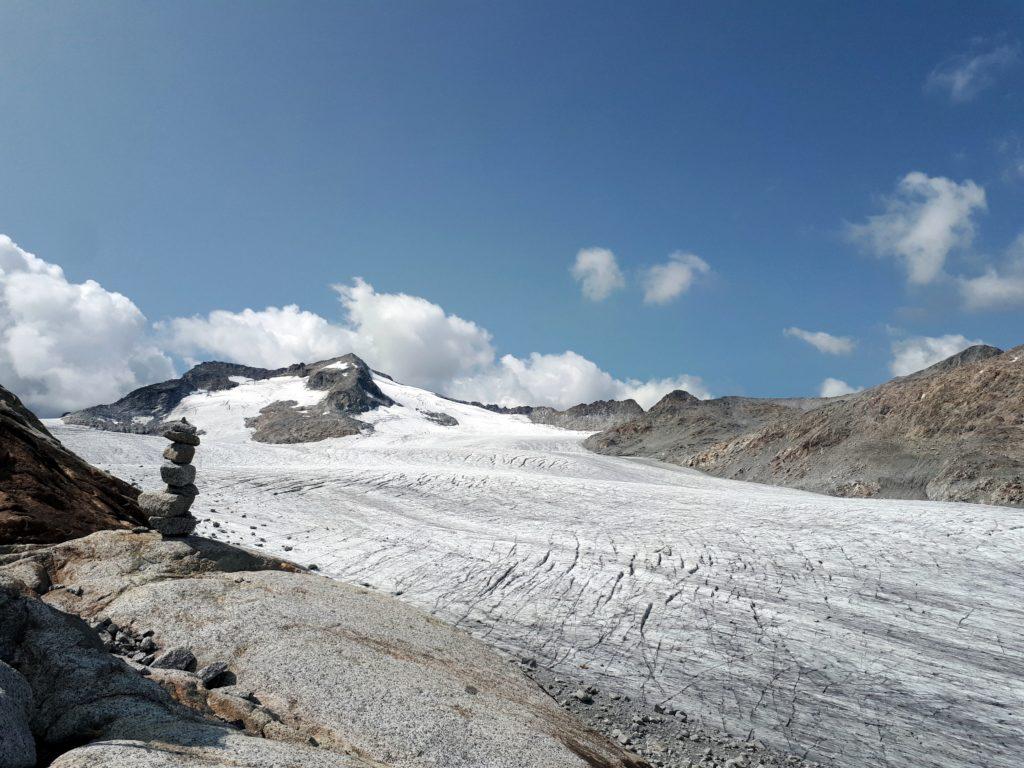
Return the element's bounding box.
[0,531,646,768]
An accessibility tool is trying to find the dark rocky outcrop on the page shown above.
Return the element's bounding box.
[0,385,145,545]
[243,355,393,444]
[586,345,1024,506]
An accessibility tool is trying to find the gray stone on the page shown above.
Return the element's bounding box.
[160,461,196,487]
[150,647,197,672]
[138,491,193,518]
[0,660,35,768]
[164,483,198,498]
[197,660,230,687]
[163,442,195,464]
[161,419,200,446]
[148,516,197,537]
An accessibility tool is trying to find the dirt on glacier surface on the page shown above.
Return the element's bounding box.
[50,372,1024,768]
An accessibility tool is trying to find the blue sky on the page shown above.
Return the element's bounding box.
[1,1,1023,414]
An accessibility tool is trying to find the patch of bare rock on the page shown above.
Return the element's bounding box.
[586,344,1024,506]
[0,530,648,768]
[0,384,144,545]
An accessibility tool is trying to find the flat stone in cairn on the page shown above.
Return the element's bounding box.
[162,419,200,446]
[163,442,196,464]
[165,482,198,498]
[138,491,194,517]
[160,461,196,486]
[148,515,198,537]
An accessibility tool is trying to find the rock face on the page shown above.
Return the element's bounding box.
[583,391,820,462]
[587,345,1024,506]
[0,531,645,768]
[477,399,645,431]
[0,384,145,545]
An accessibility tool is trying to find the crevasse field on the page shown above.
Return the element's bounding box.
[50,374,1024,768]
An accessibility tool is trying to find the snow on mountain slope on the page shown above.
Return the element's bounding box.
[49,373,1024,768]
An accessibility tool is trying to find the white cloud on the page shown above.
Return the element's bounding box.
[642,252,710,305]
[447,351,710,410]
[819,378,861,398]
[162,277,707,410]
[959,233,1024,310]
[3,236,709,414]
[848,172,986,285]
[889,334,985,376]
[0,235,174,416]
[926,43,1020,103]
[571,248,625,301]
[783,327,856,355]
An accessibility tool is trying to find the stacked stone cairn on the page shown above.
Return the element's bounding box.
[137,418,200,536]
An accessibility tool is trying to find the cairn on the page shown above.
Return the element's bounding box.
[137,418,200,536]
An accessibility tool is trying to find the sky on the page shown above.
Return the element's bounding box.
[1,1,1023,415]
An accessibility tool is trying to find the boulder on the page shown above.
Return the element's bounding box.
[151,647,197,672]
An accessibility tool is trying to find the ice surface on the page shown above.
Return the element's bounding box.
[50,374,1024,768]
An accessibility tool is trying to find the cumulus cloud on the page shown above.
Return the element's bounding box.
[642,252,710,305]
[926,42,1020,103]
[571,248,625,301]
[959,233,1024,310]
[889,334,985,376]
[162,277,707,410]
[848,172,986,285]
[784,327,856,355]
[447,351,709,410]
[819,378,861,398]
[0,235,174,416]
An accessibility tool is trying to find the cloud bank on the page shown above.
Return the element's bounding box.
[166,279,708,410]
[848,172,986,285]
[0,236,174,416]
[571,248,625,301]
[889,334,985,377]
[784,327,856,355]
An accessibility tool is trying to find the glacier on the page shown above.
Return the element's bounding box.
[49,372,1024,768]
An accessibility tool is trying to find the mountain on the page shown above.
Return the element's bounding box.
[476,398,645,430]
[65,354,398,444]
[583,390,825,462]
[586,344,1024,506]
[0,384,144,544]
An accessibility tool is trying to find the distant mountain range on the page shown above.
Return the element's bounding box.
[61,344,1023,507]
[586,344,1023,507]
